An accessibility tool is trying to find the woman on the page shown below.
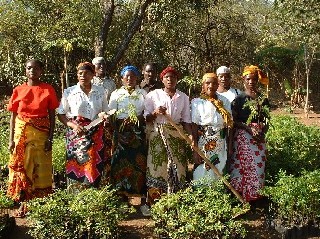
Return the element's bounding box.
[7,59,59,217]
[191,73,233,181]
[108,65,147,197]
[57,62,109,188]
[144,66,193,205]
[229,65,270,202]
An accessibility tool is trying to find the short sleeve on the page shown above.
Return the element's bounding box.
[180,94,191,123]
[7,88,19,112]
[144,92,155,117]
[191,98,201,124]
[56,89,70,115]
[108,90,118,111]
[47,86,59,110]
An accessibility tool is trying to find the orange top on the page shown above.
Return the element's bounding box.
[8,82,59,118]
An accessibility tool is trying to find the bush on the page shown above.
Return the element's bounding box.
[266,115,320,183]
[27,186,134,239]
[151,180,249,239]
[262,170,320,227]
[0,111,10,166]
[52,135,66,174]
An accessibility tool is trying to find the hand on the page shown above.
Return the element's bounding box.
[73,124,85,136]
[45,139,53,152]
[98,112,110,123]
[8,141,15,154]
[154,106,167,115]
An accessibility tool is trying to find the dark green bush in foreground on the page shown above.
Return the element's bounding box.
[262,170,320,227]
[266,115,320,183]
[151,180,249,239]
[27,186,134,239]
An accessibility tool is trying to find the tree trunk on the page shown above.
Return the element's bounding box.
[94,0,115,57]
[109,0,154,72]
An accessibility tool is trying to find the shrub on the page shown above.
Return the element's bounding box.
[0,111,10,166]
[266,115,320,183]
[52,135,66,174]
[27,186,134,239]
[151,180,249,239]
[261,170,320,227]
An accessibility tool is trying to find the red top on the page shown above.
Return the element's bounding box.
[8,82,59,118]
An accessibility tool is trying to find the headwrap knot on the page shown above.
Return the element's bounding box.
[160,66,179,79]
[120,65,140,77]
[242,65,269,85]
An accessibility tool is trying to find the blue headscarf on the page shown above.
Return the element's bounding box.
[120,65,140,77]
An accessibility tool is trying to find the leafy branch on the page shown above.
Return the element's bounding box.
[243,94,270,126]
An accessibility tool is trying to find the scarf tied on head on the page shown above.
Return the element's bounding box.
[242,65,269,86]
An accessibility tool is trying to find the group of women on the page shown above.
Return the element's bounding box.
[6,59,270,218]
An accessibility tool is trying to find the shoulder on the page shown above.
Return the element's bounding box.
[191,97,203,104]
[146,88,161,97]
[176,89,189,99]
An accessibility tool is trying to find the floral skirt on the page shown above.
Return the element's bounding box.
[196,126,227,179]
[229,125,267,202]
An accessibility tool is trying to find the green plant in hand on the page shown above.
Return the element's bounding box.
[152,179,249,239]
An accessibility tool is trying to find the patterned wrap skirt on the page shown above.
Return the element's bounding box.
[146,123,189,203]
[65,116,105,188]
[195,125,227,179]
[110,121,147,196]
[229,123,267,202]
[7,116,53,202]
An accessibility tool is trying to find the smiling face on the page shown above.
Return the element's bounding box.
[77,69,94,87]
[162,71,177,90]
[94,60,106,78]
[122,70,138,89]
[202,77,219,97]
[243,73,258,91]
[26,61,43,81]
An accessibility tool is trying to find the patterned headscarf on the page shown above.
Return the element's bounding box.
[202,73,217,83]
[160,66,179,79]
[120,65,140,77]
[242,65,269,85]
[77,62,95,74]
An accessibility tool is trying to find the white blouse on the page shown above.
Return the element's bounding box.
[57,83,109,120]
[108,86,147,119]
[191,94,231,130]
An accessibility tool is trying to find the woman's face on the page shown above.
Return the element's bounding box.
[26,61,43,81]
[77,69,94,87]
[202,77,218,97]
[162,72,177,90]
[122,70,138,88]
[243,73,258,91]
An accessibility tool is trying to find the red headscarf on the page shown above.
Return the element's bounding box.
[160,66,179,79]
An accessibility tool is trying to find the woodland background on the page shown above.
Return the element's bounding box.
[0,0,320,110]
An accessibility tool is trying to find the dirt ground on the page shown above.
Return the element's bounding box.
[6,108,320,239]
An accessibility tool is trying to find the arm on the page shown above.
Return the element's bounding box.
[8,112,17,154]
[57,114,85,136]
[45,109,56,151]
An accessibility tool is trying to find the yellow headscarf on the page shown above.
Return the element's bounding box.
[201,73,233,128]
[242,65,269,86]
[202,73,217,83]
